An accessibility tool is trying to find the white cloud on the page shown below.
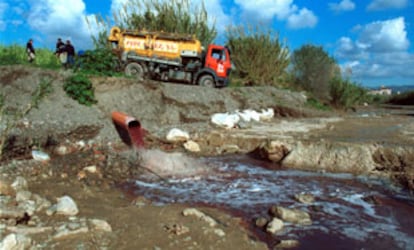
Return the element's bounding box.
[329,0,356,12]
[287,8,318,29]
[234,0,317,29]
[336,17,409,59]
[359,17,409,52]
[336,17,413,85]
[367,0,408,11]
[234,0,296,20]
[27,0,94,49]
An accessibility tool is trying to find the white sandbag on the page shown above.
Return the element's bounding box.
[235,110,252,122]
[241,109,261,122]
[259,108,274,121]
[211,113,240,129]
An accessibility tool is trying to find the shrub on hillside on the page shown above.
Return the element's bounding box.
[75,48,120,76]
[226,25,290,87]
[63,73,97,106]
[329,77,368,110]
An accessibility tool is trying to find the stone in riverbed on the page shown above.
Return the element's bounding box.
[182,208,217,227]
[0,233,32,249]
[274,239,300,249]
[255,217,268,228]
[11,177,28,192]
[294,193,315,204]
[0,177,14,196]
[256,141,290,163]
[269,206,312,225]
[184,140,201,152]
[266,218,284,234]
[49,196,79,216]
[89,219,112,232]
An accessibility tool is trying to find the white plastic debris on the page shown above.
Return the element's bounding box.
[242,109,261,122]
[166,128,190,142]
[235,110,252,122]
[31,150,50,162]
[211,107,274,129]
[211,112,240,129]
[259,108,274,121]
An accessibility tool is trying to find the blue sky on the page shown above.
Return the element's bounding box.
[0,0,413,88]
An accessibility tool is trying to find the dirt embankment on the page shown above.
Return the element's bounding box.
[1,65,413,189]
[0,65,321,160]
[1,65,414,249]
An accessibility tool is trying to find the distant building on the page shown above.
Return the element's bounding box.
[368,85,392,96]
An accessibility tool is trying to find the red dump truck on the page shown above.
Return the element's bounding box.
[108,26,232,87]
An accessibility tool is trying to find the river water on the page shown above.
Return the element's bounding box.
[121,154,414,250]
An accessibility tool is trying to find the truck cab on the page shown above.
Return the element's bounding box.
[196,45,232,87]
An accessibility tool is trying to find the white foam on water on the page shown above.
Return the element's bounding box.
[341,193,378,219]
[137,149,207,177]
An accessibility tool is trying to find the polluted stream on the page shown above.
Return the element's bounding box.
[120,152,414,249]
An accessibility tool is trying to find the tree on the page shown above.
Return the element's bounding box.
[291,44,339,101]
[226,25,290,87]
[114,0,217,47]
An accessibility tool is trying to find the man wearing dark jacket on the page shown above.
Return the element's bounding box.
[55,38,65,55]
[26,39,35,63]
[65,40,75,68]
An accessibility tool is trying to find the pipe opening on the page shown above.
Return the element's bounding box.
[128,120,141,128]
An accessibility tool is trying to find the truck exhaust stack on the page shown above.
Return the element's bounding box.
[111,111,145,149]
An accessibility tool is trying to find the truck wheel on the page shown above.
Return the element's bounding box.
[125,62,145,80]
[198,75,215,88]
[112,59,122,72]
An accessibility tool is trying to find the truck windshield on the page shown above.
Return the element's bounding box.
[211,48,225,61]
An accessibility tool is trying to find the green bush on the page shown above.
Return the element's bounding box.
[76,48,120,76]
[225,25,290,87]
[63,74,97,106]
[369,94,390,104]
[306,97,331,111]
[329,77,368,109]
